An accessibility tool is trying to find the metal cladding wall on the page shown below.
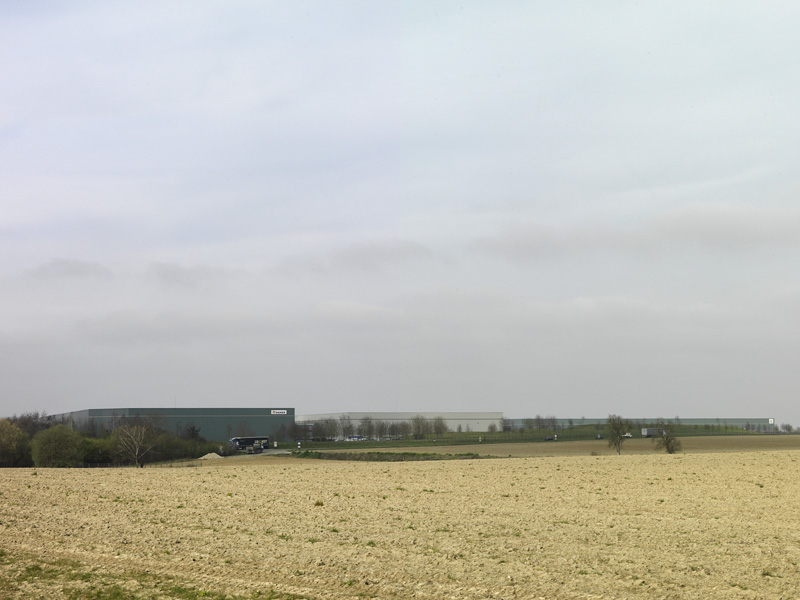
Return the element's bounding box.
[505,417,777,432]
[55,408,295,442]
[296,411,504,433]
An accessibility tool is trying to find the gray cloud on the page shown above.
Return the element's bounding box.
[27,259,114,282]
[274,240,435,276]
[76,309,283,346]
[146,262,240,289]
[331,240,434,271]
[472,204,800,263]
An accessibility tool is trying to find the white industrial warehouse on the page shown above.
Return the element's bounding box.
[296,412,504,434]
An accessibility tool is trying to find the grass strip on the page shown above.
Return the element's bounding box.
[291,450,494,461]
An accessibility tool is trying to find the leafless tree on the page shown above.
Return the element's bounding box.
[311,421,325,440]
[8,411,53,438]
[113,424,156,466]
[321,418,339,440]
[374,419,388,440]
[411,415,431,439]
[358,417,374,439]
[339,415,354,438]
[398,420,412,439]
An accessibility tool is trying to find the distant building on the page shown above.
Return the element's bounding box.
[296,411,503,435]
[52,407,295,442]
[504,417,776,433]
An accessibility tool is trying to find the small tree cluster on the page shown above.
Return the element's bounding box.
[301,415,452,441]
[1,413,221,468]
[652,420,682,454]
[522,415,559,432]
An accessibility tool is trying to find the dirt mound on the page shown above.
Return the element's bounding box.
[199,452,223,460]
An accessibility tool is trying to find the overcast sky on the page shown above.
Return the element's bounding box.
[2,2,799,425]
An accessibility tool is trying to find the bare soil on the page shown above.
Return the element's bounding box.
[2,437,800,599]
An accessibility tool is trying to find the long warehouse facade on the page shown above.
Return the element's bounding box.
[296,412,504,433]
[504,417,777,432]
[53,407,295,442]
[50,408,778,441]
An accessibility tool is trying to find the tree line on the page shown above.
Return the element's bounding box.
[0,412,225,468]
[294,414,453,441]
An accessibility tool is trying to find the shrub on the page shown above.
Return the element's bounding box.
[0,419,29,467]
[82,436,116,465]
[31,425,84,467]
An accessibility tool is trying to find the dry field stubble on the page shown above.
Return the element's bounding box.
[2,440,800,599]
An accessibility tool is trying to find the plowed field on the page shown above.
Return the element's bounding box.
[2,441,800,599]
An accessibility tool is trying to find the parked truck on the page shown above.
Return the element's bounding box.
[641,428,663,438]
[229,436,270,453]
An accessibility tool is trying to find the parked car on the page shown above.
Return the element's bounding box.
[595,434,603,439]
[544,436,554,441]
[622,433,633,438]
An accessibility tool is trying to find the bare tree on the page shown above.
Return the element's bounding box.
[113,424,156,466]
[607,414,633,455]
[8,411,53,438]
[358,417,374,439]
[432,416,449,436]
[321,418,339,440]
[653,420,682,454]
[374,419,388,440]
[288,421,306,440]
[234,421,254,437]
[339,415,354,439]
[311,421,326,440]
[397,420,412,439]
[411,415,430,439]
[781,423,794,433]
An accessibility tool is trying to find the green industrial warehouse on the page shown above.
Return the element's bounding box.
[54,407,295,442]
